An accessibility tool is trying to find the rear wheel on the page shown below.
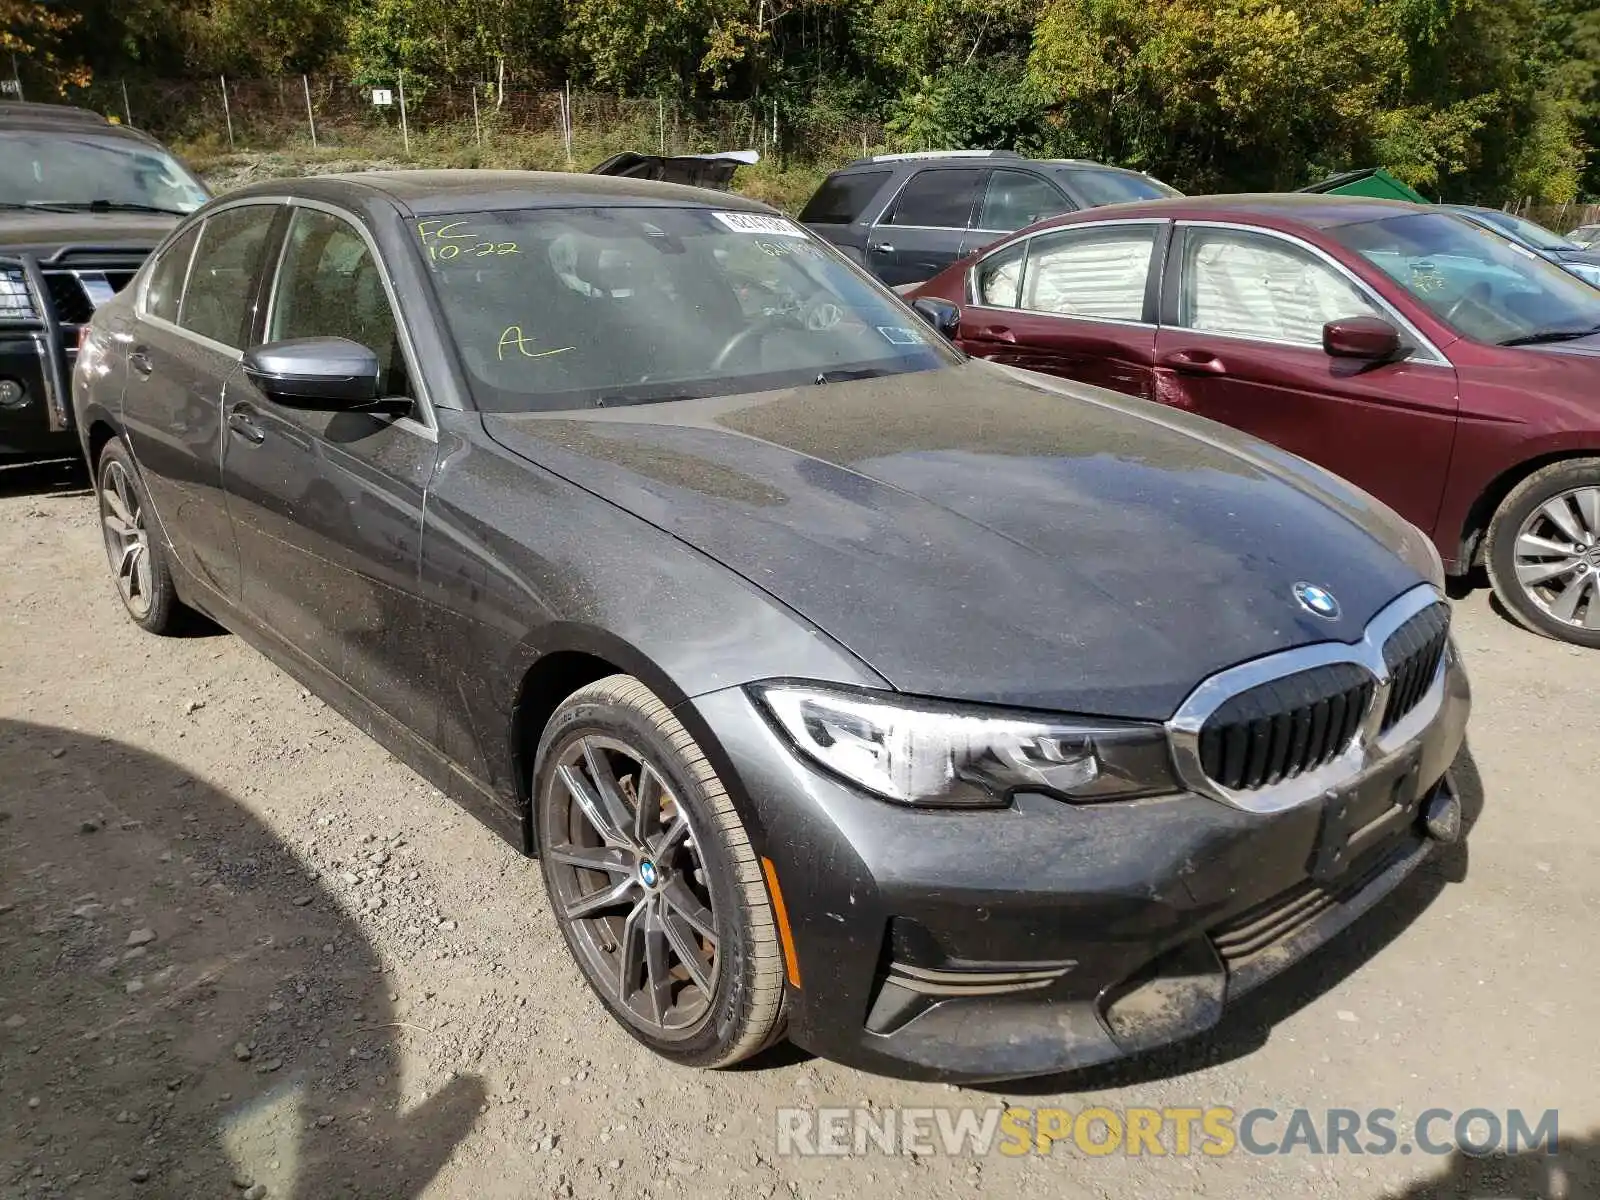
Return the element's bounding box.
[1485,458,1600,647]
[96,439,183,635]
[534,674,786,1067]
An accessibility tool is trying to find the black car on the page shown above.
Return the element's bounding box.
[73,170,1469,1082]
[0,102,208,460]
[1443,204,1600,289]
[799,150,1180,286]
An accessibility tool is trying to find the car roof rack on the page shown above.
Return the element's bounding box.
[0,101,109,124]
[841,149,1023,169]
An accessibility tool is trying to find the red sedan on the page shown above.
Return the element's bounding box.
[908,194,1600,646]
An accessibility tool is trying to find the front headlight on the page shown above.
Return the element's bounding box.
[1563,262,1600,288]
[751,683,1178,808]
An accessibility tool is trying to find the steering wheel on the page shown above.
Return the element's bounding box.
[1443,281,1492,327]
[710,317,785,371]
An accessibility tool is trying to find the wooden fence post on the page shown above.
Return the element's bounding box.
[303,74,318,149]
[220,76,235,149]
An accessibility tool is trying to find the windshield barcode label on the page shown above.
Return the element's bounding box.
[712,212,807,237]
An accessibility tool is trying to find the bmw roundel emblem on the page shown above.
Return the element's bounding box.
[1293,582,1341,620]
[638,859,659,888]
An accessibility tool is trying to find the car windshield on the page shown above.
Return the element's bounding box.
[1331,211,1600,345]
[1472,209,1576,252]
[416,205,956,411]
[1054,168,1180,205]
[0,133,208,214]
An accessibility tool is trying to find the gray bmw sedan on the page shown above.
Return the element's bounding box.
[71,171,1470,1082]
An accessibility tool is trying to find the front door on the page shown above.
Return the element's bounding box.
[1154,224,1460,535]
[957,220,1164,400]
[221,204,440,738]
[868,166,984,286]
[120,205,281,600]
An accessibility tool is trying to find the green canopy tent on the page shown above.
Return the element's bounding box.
[1298,167,1430,204]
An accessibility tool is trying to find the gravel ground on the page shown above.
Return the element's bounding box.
[1,457,1596,1200]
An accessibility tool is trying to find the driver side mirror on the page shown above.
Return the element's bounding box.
[243,337,383,409]
[912,297,961,341]
[1323,316,1405,363]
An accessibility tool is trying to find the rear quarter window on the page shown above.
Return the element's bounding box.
[799,171,892,224]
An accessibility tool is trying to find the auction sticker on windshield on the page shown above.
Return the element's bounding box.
[712,212,808,237]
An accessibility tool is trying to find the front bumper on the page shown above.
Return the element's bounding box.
[0,331,76,457]
[689,640,1471,1083]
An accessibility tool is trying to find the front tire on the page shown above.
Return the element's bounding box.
[1485,458,1600,647]
[534,674,786,1067]
[96,438,183,635]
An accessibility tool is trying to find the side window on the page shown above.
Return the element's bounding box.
[1179,228,1382,346]
[1022,225,1157,320]
[973,242,1025,308]
[799,171,891,224]
[978,170,1071,233]
[179,206,277,348]
[144,225,199,324]
[885,168,984,229]
[269,209,409,396]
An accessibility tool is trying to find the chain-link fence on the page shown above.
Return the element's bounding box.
[34,73,883,170]
[1517,202,1600,237]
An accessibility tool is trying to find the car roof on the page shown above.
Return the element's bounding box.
[226,169,778,216]
[0,107,168,149]
[0,101,108,128]
[828,153,1155,178]
[1024,192,1433,233]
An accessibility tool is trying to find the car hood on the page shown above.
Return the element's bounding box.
[482,362,1428,719]
[1552,248,1600,266]
[0,210,177,252]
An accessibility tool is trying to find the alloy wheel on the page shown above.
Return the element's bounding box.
[100,458,153,619]
[1511,485,1600,631]
[542,735,720,1039]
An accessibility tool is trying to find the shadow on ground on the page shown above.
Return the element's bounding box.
[0,458,89,500]
[0,719,483,1198]
[1391,1129,1597,1199]
[991,741,1486,1096]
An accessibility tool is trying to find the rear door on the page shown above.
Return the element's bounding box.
[961,168,1075,257]
[1153,222,1460,534]
[958,220,1165,399]
[220,202,440,738]
[868,167,983,285]
[797,168,892,264]
[120,203,281,601]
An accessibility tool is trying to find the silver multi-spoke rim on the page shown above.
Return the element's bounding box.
[99,459,152,619]
[1513,485,1600,630]
[543,735,719,1039]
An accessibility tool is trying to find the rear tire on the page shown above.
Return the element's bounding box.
[1485,458,1600,648]
[533,674,786,1067]
[95,438,184,635]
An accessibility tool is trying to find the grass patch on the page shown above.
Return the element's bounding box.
[172,120,860,213]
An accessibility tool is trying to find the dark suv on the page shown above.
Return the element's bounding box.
[799,150,1179,286]
[0,102,208,460]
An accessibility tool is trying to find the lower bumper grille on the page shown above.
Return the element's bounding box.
[1210,834,1426,977]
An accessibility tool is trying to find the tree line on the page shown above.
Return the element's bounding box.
[7,0,1600,201]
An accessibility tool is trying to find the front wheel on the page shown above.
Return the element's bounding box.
[1485,458,1600,647]
[534,674,787,1067]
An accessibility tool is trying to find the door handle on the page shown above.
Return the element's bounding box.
[1159,349,1227,375]
[974,325,1016,344]
[870,242,895,254]
[227,406,265,445]
[129,348,153,377]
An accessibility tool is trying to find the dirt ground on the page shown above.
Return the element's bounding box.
[2,456,1596,1200]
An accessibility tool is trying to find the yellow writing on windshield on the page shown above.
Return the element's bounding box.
[418,219,520,262]
[497,326,574,362]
